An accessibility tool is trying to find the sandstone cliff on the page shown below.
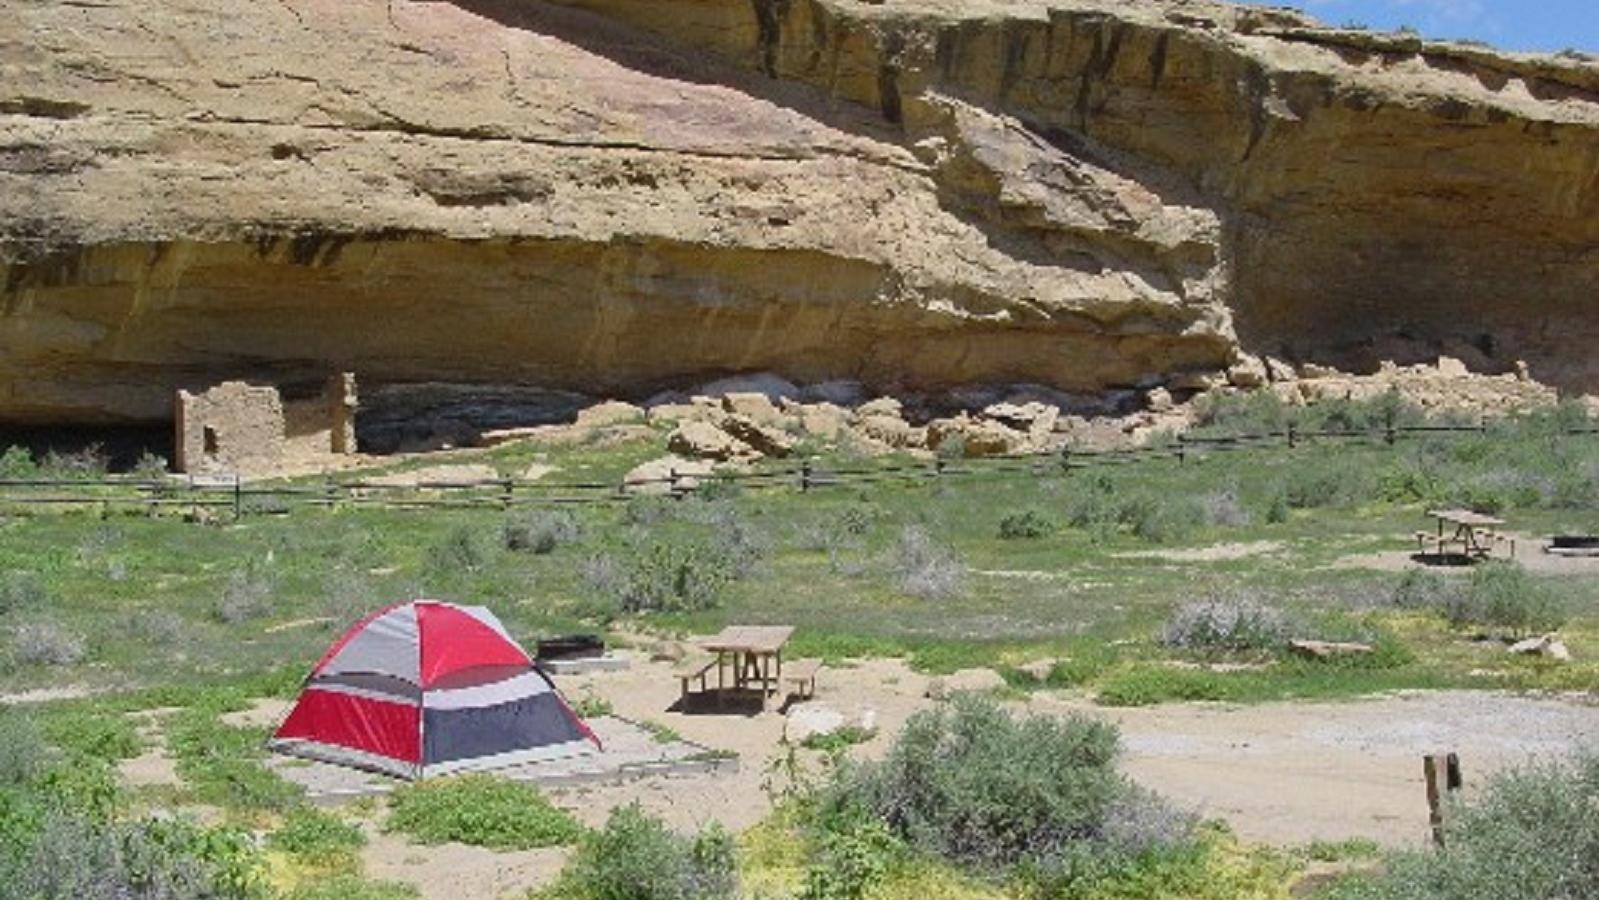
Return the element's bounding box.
[2,0,1595,424]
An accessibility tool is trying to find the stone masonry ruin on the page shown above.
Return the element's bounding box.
[174,373,357,475]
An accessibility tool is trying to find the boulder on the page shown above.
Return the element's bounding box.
[927,415,1023,457]
[1288,639,1375,659]
[854,413,925,449]
[1145,387,1174,413]
[722,391,782,424]
[924,667,1007,699]
[856,396,904,418]
[1299,363,1343,379]
[1265,357,1298,383]
[646,403,702,424]
[650,640,689,663]
[785,702,848,744]
[793,402,848,440]
[575,400,644,428]
[1435,355,1470,378]
[666,421,751,461]
[721,414,796,457]
[1228,354,1269,388]
[1508,634,1571,661]
[623,456,716,495]
[983,401,1059,435]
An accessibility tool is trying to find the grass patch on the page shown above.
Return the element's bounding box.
[384,774,583,850]
[268,806,368,869]
[799,725,876,753]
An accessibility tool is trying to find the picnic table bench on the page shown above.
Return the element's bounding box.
[781,658,823,701]
[1416,509,1513,560]
[674,627,824,709]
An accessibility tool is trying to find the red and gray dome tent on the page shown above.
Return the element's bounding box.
[269,600,599,779]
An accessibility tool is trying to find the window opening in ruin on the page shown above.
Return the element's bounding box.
[203,426,219,457]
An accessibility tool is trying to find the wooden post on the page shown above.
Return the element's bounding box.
[501,478,513,510]
[800,460,812,493]
[1287,424,1297,449]
[668,467,680,499]
[1060,444,1071,474]
[233,473,242,521]
[1424,752,1462,849]
[1177,434,1187,465]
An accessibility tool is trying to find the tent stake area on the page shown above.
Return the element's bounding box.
[269,714,731,801]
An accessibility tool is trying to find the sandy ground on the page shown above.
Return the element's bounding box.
[1115,540,1286,563]
[1335,532,1599,575]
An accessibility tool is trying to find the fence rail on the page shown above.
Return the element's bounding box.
[1,422,1592,519]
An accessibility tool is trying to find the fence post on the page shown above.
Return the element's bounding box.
[501,478,514,510]
[934,457,945,481]
[668,467,680,499]
[1287,424,1297,449]
[1059,444,1072,474]
[1177,434,1187,465]
[801,460,812,493]
[233,474,242,521]
[1424,752,1462,849]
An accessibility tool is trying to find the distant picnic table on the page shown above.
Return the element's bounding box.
[700,625,793,703]
[1417,509,1512,560]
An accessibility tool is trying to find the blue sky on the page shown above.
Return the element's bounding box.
[1244,0,1597,53]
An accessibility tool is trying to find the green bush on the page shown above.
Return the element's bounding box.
[0,710,50,787]
[821,694,1193,886]
[502,510,580,554]
[801,810,904,900]
[268,807,367,868]
[385,775,583,851]
[1122,494,1201,544]
[1325,753,1599,900]
[426,526,485,575]
[39,710,143,762]
[1454,561,1565,637]
[0,573,46,616]
[1095,666,1228,707]
[1393,562,1565,638]
[800,725,876,753]
[0,446,38,479]
[545,803,735,900]
[618,539,736,613]
[998,509,1054,540]
[891,525,966,600]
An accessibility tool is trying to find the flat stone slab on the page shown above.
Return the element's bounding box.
[270,715,732,801]
[540,653,632,675]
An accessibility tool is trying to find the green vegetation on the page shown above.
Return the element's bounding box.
[1326,753,1599,900]
[268,807,368,869]
[799,726,876,753]
[384,775,584,851]
[537,803,736,900]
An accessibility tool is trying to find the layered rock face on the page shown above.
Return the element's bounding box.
[1,0,1595,425]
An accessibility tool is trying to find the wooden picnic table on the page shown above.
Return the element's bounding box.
[1421,509,1510,559]
[698,625,794,706]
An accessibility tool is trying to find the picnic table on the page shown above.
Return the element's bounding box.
[1418,509,1512,560]
[698,625,794,707]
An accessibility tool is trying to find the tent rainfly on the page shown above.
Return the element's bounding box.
[269,600,598,779]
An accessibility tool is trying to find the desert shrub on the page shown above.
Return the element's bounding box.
[39,444,110,480]
[1285,467,1346,509]
[1064,474,1122,532]
[1265,488,1290,524]
[1161,596,1289,654]
[127,609,186,647]
[215,561,275,625]
[618,539,736,613]
[502,510,581,554]
[0,806,265,900]
[1325,753,1599,900]
[545,803,735,900]
[701,503,767,578]
[1114,493,1201,544]
[1199,489,1251,527]
[267,807,366,868]
[385,775,582,851]
[11,622,87,667]
[998,509,1054,540]
[1454,561,1565,637]
[622,496,677,526]
[822,694,1194,888]
[0,573,46,615]
[426,526,485,575]
[0,710,50,787]
[800,725,877,753]
[0,445,37,478]
[1391,569,1451,610]
[130,452,170,479]
[891,525,966,600]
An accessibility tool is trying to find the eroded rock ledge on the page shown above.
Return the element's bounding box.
[1,0,1595,424]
